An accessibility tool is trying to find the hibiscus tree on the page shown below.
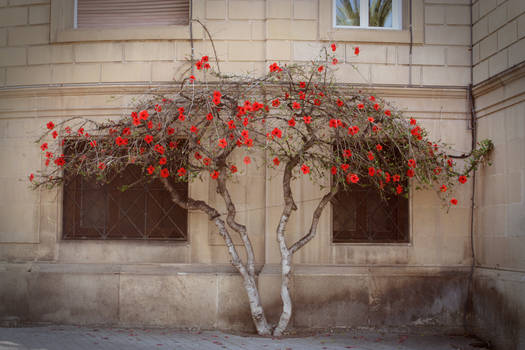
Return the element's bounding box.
[31,47,493,336]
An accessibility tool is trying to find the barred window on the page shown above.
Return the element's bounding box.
[63,165,188,241]
[331,179,409,243]
[75,0,190,28]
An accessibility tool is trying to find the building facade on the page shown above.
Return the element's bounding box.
[0,0,523,348]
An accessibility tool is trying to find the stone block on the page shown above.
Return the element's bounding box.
[488,49,508,76]
[473,60,489,84]
[204,20,251,40]
[371,64,409,85]
[29,4,49,24]
[348,44,387,64]
[509,38,525,66]
[422,66,470,86]
[206,0,226,19]
[8,0,48,5]
[266,40,290,61]
[487,1,507,32]
[27,273,119,324]
[28,44,73,65]
[518,12,525,39]
[479,32,498,60]
[446,5,470,25]
[0,28,6,46]
[0,0,6,6]
[228,41,265,61]
[0,47,26,66]
[6,65,51,85]
[0,6,27,26]
[124,41,175,61]
[0,271,30,319]
[251,20,265,40]
[119,274,217,327]
[447,46,471,66]
[291,20,317,40]
[216,275,255,332]
[51,63,100,83]
[498,21,517,49]
[473,42,480,64]
[398,45,445,65]
[293,0,316,20]
[268,0,291,18]
[425,25,470,45]
[229,0,265,19]
[473,16,489,44]
[151,61,187,82]
[479,0,498,18]
[101,62,150,82]
[8,25,49,45]
[74,43,123,63]
[425,5,444,24]
[267,19,291,39]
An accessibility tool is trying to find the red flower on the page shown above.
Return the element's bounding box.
[434,167,442,175]
[354,47,360,55]
[368,151,374,161]
[46,121,54,130]
[373,103,379,111]
[115,136,128,146]
[211,170,220,179]
[347,173,359,183]
[139,110,149,120]
[204,62,210,70]
[332,58,338,65]
[147,165,155,175]
[194,152,202,160]
[301,164,310,174]
[410,118,417,125]
[343,149,352,158]
[288,118,296,127]
[376,144,383,151]
[341,164,349,172]
[244,156,251,164]
[169,141,177,149]
[331,43,337,51]
[407,159,416,168]
[147,121,154,129]
[230,165,238,173]
[98,162,106,170]
[348,125,359,135]
[212,96,221,105]
[190,125,198,133]
[154,144,165,154]
[369,96,375,101]
[329,119,338,128]
[40,143,48,151]
[385,110,391,117]
[206,113,213,120]
[459,175,467,184]
[90,140,97,147]
[189,75,195,82]
[314,99,321,106]
[144,135,153,144]
[358,103,364,109]
[440,185,448,192]
[337,99,344,107]
[269,62,282,72]
[368,167,376,176]
[299,81,306,88]
[241,130,249,139]
[303,115,312,124]
[52,131,58,139]
[407,169,415,178]
[393,174,401,182]
[177,167,186,177]
[218,138,227,148]
[54,157,65,167]
[227,120,236,129]
[272,99,280,107]
[154,104,162,112]
[448,159,454,167]
[160,168,169,178]
[450,198,458,205]
[178,114,186,121]
[292,102,301,109]
[331,166,337,175]
[159,157,167,165]
[29,173,34,182]
[203,158,211,166]
[396,184,403,194]
[271,128,282,138]
[195,60,203,70]
[122,127,131,136]
[368,117,374,123]
[273,157,280,166]
[202,55,209,62]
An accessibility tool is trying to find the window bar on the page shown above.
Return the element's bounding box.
[360,0,369,28]
[73,0,78,29]
[392,0,401,29]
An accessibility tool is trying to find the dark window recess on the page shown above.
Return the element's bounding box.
[332,181,409,243]
[63,166,188,241]
[76,0,190,28]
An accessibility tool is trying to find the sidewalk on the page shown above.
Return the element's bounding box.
[0,326,490,350]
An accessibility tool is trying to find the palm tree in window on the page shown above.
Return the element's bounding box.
[369,0,393,27]
[336,0,360,26]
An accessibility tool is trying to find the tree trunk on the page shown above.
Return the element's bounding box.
[273,214,293,336]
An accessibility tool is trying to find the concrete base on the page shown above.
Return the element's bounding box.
[0,263,470,334]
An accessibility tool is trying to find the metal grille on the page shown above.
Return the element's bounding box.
[331,182,409,243]
[63,165,188,241]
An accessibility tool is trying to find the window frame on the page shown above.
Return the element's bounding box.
[319,0,424,44]
[333,0,402,30]
[50,0,204,43]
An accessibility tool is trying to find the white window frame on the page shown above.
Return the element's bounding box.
[333,0,402,30]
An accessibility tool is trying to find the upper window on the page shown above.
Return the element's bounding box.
[334,0,402,30]
[74,0,190,29]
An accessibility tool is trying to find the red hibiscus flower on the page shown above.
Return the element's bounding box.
[160,168,169,178]
[301,164,310,174]
[271,128,282,138]
[159,157,167,165]
[354,47,360,55]
[459,175,467,184]
[332,58,338,65]
[369,167,376,176]
[407,169,415,178]
[54,157,65,167]
[410,118,417,125]
[303,115,312,124]
[368,151,374,161]
[52,130,58,139]
[272,99,280,107]
[40,143,48,151]
[376,144,383,151]
[343,149,352,158]
[331,43,337,51]
[358,103,364,109]
[154,144,165,154]
[318,65,324,72]
[218,138,227,148]
[209,170,219,180]
[450,198,458,205]
[292,102,301,109]
[190,125,198,133]
[341,164,349,172]
[396,184,403,194]
[331,166,337,175]
[393,174,401,182]
[203,158,211,166]
[139,110,149,120]
[90,140,97,147]
[440,184,448,192]
[385,110,391,117]
[288,118,296,127]
[347,173,359,184]
[177,167,186,177]
[29,173,34,182]
[46,121,54,130]
[244,156,251,164]
[144,135,153,144]
[273,157,280,166]
[407,159,416,168]
[230,165,238,173]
